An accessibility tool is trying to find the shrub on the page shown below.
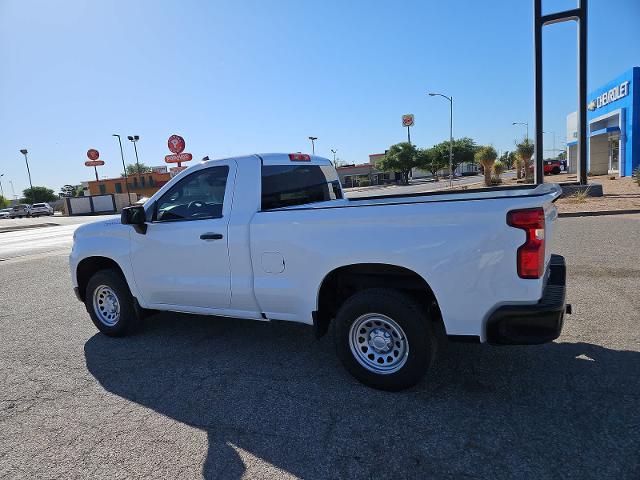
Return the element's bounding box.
[475,145,498,187]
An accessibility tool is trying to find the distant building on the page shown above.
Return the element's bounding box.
[336,153,395,187]
[566,66,639,177]
[88,171,171,198]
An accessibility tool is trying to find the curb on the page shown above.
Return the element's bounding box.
[0,222,59,234]
[558,209,640,218]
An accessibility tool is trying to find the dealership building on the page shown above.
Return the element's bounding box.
[566,66,639,177]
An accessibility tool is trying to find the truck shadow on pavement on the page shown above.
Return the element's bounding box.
[84,313,640,479]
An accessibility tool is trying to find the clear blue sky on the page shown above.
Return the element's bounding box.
[1,0,639,196]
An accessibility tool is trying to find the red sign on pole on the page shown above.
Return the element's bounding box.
[87,149,100,160]
[166,134,192,167]
[167,135,186,154]
[402,114,414,127]
[85,160,105,167]
[165,153,193,163]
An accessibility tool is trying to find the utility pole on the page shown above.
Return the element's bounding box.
[428,93,454,187]
[308,136,317,155]
[19,149,35,202]
[127,135,142,192]
[113,134,132,205]
[0,173,4,199]
[330,149,337,165]
[513,122,529,141]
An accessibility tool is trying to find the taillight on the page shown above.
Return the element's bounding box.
[507,207,545,279]
[289,153,311,161]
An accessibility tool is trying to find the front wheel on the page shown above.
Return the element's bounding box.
[335,288,437,391]
[85,269,137,337]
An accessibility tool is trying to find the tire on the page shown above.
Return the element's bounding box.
[335,288,437,391]
[85,269,137,337]
[552,167,561,174]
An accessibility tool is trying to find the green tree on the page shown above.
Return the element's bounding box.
[377,142,418,184]
[23,186,57,204]
[122,163,152,176]
[59,184,84,197]
[499,150,517,169]
[515,138,535,180]
[475,145,498,187]
[415,147,447,179]
[431,137,478,176]
[0,195,9,208]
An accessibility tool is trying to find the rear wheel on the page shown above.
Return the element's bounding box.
[335,288,437,391]
[552,166,561,174]
[85,269,137,337]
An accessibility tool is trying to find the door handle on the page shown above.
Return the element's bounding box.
[200,233,223,240]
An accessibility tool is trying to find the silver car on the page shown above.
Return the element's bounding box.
[9,204,31,218]
[30,202,54,217]
[0,208,11,219]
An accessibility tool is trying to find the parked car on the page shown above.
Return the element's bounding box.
[529,160,562,175]
[30,202,54,217]
[544,160,562,175]
[0,208,11,219]
[9,204,31,218]
[70,153,568,391]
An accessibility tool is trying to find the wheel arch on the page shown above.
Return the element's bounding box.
[76,256,128,303]
[314,263,443,338]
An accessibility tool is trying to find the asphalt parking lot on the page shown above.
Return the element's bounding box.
[1,214,639,479]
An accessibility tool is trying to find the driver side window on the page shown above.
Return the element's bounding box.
[155,166,229,222]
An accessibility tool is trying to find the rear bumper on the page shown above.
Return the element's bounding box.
[486,254,567,345]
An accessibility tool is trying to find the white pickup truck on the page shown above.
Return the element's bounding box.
[70,153,568,390]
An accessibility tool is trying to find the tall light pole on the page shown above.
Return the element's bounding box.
[330,148,337,165]
[0,173,4,199]
[308,136,317,155]
[19,149,35,202]
[113,134,132,205]
[9,180,16,201]
[428,92,454,187]
[512,122,529,141]
[127,135,142,173]
[127,135,140,193]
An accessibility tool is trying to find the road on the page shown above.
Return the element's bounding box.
[0,216,114,261]
[0,214,639,479]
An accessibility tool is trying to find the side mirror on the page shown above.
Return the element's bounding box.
[121,205,148,234]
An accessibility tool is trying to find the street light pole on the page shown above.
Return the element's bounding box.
[512,122,529,141]
[0,173,4,199]
[308,136,317,155]
[9,181,16,201]
[428,93,454,187]
[113,134,132,205]
[19,149,35,202]
[127,135,141,173]
[330,149,337,165]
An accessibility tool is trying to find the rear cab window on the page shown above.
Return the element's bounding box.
[261,165,343,210]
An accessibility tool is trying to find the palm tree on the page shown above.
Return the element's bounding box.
[475,146,498,187]
[515,138,534,180]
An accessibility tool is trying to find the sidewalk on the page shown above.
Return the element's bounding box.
[554,174,640,215]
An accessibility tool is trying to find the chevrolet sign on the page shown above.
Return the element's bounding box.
[588,81,630,111]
